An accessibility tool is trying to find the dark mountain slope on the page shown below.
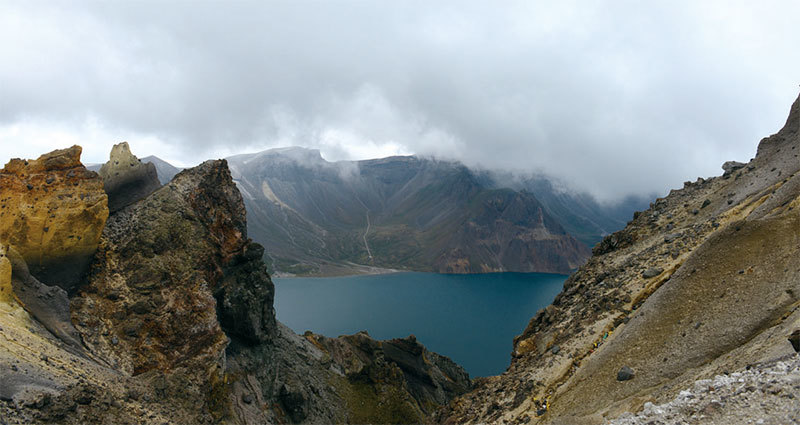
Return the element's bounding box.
[486,172,654,247]
[140,155,182,184]
[226,149,590,275]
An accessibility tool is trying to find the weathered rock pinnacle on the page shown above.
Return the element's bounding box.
[98,142,161,212]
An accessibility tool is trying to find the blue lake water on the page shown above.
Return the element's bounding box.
[273,272,566,378]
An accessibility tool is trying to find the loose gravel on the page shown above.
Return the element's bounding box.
[609,355,800,425]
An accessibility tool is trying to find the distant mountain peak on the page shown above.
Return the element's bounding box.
[265,146,324,160]
[230,146,327,167]
[139,155,182,185]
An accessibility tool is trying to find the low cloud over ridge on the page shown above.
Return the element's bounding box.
[1,1,799,200]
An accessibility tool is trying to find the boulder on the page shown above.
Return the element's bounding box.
[98,142,161,213]
[642,267,664,279]
[617,366,635,381]
[0,146,108,291]
[722,161,746,175]
[789,330,800,353]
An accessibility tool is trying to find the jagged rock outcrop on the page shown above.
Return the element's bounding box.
[311,332,471,421]
[0,148,108,411]
[98,142,161,212]
[0,146,108,291]
[72,159,265,376]
[2,148,471,424]
[226,327,471,425]
[439,93,800,424]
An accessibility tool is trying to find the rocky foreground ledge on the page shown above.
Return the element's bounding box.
[0,145,471,424]
[610,355,800,425]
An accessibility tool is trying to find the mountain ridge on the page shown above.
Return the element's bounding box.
[89,146,645,276]
[226,148,644,276]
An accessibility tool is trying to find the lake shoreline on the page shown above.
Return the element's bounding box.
[274,265,571,279]
[271,262,402,278]
[274,271,567,377]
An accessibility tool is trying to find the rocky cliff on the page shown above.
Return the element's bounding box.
[0,146,470,424]
[310,332,471,421]
[0,146,108,291]
[439,94,800,424]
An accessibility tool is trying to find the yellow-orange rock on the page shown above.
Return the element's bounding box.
[0,146,108,291]
[0,244,11,304]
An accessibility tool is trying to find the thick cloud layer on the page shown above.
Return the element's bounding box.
[1,1,799,200]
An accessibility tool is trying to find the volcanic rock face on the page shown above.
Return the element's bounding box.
[0,244,11,304]
[226,326,472,425]
[72,159,270,376]
[0,156,279,423]
[440,94,800,424]
[311,332,472,421]
[7,244,84,351]
[0,146,108,291]
[0,157,280,422]
[98,142,161,212]
[434,190,589,273]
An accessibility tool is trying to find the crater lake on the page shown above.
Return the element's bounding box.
[274,272,566,377]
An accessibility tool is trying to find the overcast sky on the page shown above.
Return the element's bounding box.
[1,1,799,201]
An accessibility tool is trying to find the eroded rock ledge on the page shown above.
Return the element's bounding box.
[0,145,108,291]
